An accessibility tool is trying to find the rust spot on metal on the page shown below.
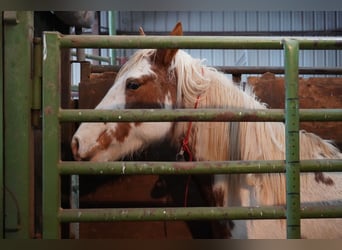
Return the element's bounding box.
[44,106,54,115]
[173,162,196,172]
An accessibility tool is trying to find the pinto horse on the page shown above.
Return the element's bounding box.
[71,22,342,238]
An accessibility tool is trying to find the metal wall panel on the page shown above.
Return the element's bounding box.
[114,11,342,79]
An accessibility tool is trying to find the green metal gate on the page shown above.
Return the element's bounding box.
[2,11,34,239]
[42,32,342,239]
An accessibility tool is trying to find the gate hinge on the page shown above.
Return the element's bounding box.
[3,11,19,25]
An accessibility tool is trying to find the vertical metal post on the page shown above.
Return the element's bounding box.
[0,11,4,239]
[108,11,116,65]
[42,32,61,239]
[284,39,301,239]
[3,11,34,239]
[69,175,79,239]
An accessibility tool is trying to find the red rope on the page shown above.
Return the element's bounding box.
[182,95,200,207]
[182,95,200,162]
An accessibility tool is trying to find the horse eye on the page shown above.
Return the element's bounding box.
[126,81,141,90]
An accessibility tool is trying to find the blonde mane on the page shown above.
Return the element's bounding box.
[168,49,342,206]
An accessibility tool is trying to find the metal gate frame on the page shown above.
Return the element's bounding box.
[2,11,34,239]
[0,12,3,239]
[42,33,342,239]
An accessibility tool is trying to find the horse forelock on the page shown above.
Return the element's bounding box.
[115,49,156,80]
[170,50,212,108]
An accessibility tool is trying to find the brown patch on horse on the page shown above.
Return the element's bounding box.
[96,130,113,149]
[96,124,133,150]
[154,22,182,66]
[125,74,175,109]
[314,172,334,186]
[213,186,225,207]
[112,123,132,143]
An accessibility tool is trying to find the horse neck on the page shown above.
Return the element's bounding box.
[172,68,261,161]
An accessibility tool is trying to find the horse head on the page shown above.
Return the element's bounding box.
[71,22,183,161]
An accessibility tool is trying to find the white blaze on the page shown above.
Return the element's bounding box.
[72,55,173,162]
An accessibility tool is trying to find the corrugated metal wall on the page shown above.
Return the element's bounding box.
[113,11,342,79]
[71,11,342,86]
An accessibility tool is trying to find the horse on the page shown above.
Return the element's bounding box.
[71,22,342,239]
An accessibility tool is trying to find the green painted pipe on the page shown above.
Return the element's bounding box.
[57,34,342,50]
[108,11,117,65]
[0,10,3,238]
[42,32,61,239]
[59,206,287,222]
[4,11,33,239]
[59,108,342,123]
[58,159,342,175]
[58,205,342,223]
[284,39,301,239]
[70,51,111,63]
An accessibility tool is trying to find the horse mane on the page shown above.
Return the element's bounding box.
[169,49,342,206]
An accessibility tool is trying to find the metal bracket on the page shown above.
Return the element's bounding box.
[4,187,22,233]
[3,11,19,25]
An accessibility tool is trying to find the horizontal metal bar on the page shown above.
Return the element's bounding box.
[90,65,342,75]
[58,160,342,175]
[301,205,342,219]
[116,30,342,37]
[215,66,342,75]
[71,50,111,63]
[59,108,284,122]
[59,206,286,222]
[59,108,342,123]
[57,34,342,50]
[58,205,342,223]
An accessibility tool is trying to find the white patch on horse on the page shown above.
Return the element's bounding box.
[164,91,173,109]
[72,56,156,161]
[132,122,173,146]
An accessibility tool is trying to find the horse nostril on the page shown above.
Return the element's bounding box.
[71,137,81,160]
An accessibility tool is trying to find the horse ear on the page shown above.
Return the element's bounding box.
[155,22,183,66]
[139,27,145,35]
[170,21,183,36]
